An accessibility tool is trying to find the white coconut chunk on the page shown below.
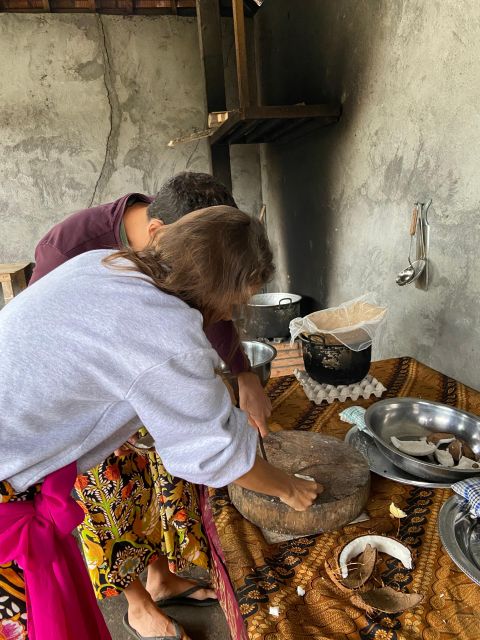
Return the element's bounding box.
[297,586,306,597]
[269,606,280,617]
[456,456,480,470]
[338,535,412,579]
[390,436,437,457]
[435,449,455,467]
[294,473,315,482]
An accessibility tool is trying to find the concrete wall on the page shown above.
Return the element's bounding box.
[255,0,480,389]
[0,14,262,265]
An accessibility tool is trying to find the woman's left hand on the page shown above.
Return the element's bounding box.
[237,371,272,437]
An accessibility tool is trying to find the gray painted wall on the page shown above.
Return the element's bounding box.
[0,14,262,264]
[256,0,480,389]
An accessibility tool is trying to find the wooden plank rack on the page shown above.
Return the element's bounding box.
[208,104,341,145]
[0,0,263,15]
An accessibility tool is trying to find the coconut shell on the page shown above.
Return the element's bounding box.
[325,544,377,593]
[457,438,477,461]
[350,586,423,614]
[448,440,463,463]
[427,432,456,444]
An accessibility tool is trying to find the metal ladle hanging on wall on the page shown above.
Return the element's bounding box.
[396,205,420,286]
[396,200,431,289]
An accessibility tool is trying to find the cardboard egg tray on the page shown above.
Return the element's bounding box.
[294,369,386,405]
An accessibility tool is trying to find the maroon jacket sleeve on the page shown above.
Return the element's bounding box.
[205,320,250,375]
[29,243,70,285]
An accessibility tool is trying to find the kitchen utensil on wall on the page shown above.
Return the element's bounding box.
[396,200,431,289]
[415,199,432,290]
[396,205,420,286]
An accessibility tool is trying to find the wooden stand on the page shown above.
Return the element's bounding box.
[229,431,370,537]
[0,263,30,306]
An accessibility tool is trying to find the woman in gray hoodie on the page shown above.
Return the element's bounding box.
[0,206,320,640]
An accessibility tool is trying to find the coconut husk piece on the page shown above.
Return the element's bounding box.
[457,438,477,461]
[350,585,423,614]
[325,544,377,593]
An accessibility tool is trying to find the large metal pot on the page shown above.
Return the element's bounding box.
[299,333,371,385]
[218,340,277,397]
[243,293,302,339]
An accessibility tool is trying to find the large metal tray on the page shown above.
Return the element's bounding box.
[438,495,480,586]
[364,398,480,482]
[344,425,452,489]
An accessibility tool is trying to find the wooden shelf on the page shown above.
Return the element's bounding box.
[0,0,263,15]
[209,104,341,145]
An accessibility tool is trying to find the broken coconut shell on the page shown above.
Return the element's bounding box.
[325,544,377,593]
[426,432,456,445]
[390,436,436,457]
[457,438,477,461]
[338,535,412,579]
[447,440,463,464]
[350,585,423,614]
[456,456,480,470]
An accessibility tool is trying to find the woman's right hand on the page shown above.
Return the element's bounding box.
[279,475,323,511]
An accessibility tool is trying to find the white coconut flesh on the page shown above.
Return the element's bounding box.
[434,449,455,467]
[390,436,437,457]
[456,457,480,469]
[339,535,412,579]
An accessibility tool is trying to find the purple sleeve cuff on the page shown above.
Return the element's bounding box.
[205,321,250,375]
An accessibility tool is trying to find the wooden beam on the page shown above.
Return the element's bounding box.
[41,0,50,10]
[195,0,232,190]
[231,0,250,107]
[195,0,227,113]
[170,0,177,13]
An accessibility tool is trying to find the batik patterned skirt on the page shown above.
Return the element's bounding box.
[74,450,209,599]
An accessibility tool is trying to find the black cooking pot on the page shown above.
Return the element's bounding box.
[299,333,371,385]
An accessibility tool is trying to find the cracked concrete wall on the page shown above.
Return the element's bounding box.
[256,0,480,389]
[0,13,261,265]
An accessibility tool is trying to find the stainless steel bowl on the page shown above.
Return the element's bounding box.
[218,340,277,392]
[364,398,480,481]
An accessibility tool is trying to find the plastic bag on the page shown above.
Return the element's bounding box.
[289,294,387,352]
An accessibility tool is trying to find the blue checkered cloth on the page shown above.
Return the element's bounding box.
[339,406,368,431]
[452,478,480,518]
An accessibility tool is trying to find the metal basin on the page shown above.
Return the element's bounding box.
[364,398,480,481]
[218,340,277,395]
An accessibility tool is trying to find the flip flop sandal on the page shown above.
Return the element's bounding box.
[155,584,218,608]
[122,613,184,640]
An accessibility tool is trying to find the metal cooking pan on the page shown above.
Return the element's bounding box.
[364,398,480,482]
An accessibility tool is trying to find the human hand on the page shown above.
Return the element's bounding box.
[237,371,272,437]
[279,475,323,511]
[114,433,139,457]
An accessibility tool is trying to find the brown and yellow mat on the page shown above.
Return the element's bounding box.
[206,357,480,639]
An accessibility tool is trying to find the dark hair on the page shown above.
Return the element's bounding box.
[148,172,237,223]
[103,206,274,327]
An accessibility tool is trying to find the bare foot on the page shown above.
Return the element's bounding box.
[127,601,191,639]
[147,573,216,604]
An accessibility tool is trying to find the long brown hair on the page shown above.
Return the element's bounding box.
[103,205,274,326]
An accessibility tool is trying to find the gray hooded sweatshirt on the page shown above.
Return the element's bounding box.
[0,250,257,492]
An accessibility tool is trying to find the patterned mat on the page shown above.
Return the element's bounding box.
[205,357,480,640]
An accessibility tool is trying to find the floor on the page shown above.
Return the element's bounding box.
[100,344,303,639]
[99,567,230,640]
[99,591,230,640]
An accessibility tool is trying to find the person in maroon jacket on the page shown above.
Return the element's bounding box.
[30,172,272,639]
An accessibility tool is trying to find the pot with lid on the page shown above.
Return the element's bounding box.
[242,293,302,340]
